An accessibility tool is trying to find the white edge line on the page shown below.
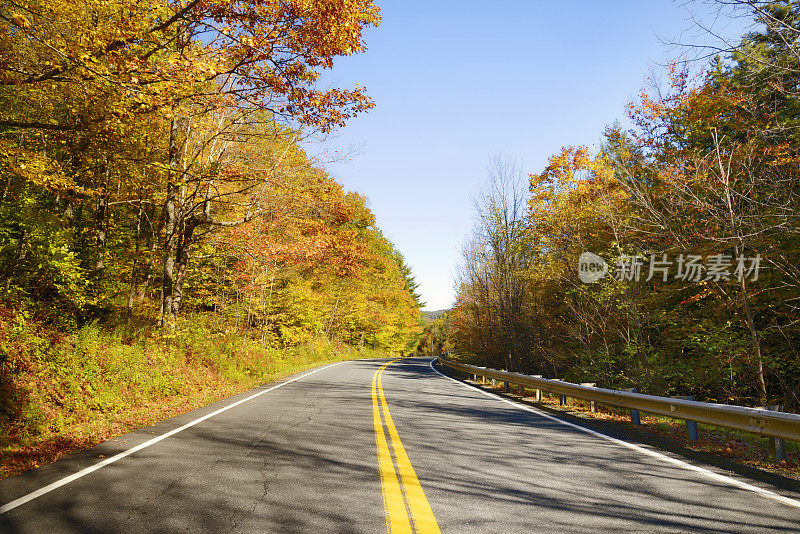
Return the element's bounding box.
[0,361,347,515]
[428,358,800,511]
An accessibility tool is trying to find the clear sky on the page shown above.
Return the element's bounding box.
[304,1,748,311]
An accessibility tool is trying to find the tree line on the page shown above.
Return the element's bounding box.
[446,1,800,408]
[0,0,423,352]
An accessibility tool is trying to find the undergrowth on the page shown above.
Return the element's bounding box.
[0,309,382,479]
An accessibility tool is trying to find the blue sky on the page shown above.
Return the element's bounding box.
[304,1,748,311]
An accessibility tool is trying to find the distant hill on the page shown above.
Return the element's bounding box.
[422,309,449,321]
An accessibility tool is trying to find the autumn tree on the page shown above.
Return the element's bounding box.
[0,0,384,332]
[452,156,536,372]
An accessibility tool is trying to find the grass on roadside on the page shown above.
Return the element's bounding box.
[0,311,386,480]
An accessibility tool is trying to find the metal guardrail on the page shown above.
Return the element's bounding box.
[437,357,800,445]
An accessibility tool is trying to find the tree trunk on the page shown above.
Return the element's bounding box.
[95,166,109,273]
[325,285,342,338]
[127,203,144,323]
[95,195,108,272]
[261,262,276,346]
[171,217,198,318]
[159,117,181,332]
[1,173,10,203]
[714,130,768,404]
[738,254,768,403]
[138,202,163,302]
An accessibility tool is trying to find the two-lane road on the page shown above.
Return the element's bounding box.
[1,357,798,532]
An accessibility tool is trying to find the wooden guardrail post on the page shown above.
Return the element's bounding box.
[581,383,596,412]
[673,396,698,440]
[504,381,509,392]
[767,405,786,462]
[623,388,641,424]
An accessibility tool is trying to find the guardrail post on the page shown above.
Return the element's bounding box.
[532,376,542,401]
[687,421,698,441]
[438,359,800,446]
[623,388,640,424]
[767,405,786,462]
[504,381,509,392]
[673,396,698,440]
[630,408,641,425]
[553,379,566,405]
[581,383,596,412]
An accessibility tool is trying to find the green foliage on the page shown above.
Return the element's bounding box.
[0,185,89,319]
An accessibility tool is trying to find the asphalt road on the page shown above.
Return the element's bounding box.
[1,357,799,533]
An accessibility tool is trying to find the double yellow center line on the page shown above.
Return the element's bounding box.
[372,359,441,534]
